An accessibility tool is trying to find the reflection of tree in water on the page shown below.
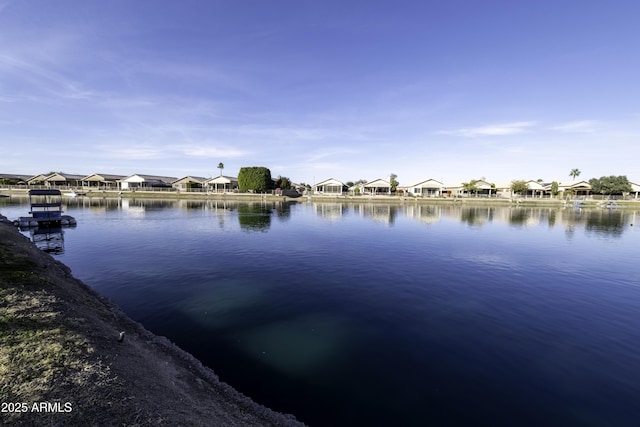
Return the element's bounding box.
[237,203,272,231]
[547,210,557,228]
[460,207,493,226]
[273,201,294,222]
[585,210,625,238]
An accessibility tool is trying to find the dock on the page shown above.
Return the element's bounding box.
[13,189,77,227]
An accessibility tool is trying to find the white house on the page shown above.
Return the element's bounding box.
[81,173,126,189]
[630,181,640,199]
[400,179,443,197]
[313,178,347,195]
[363,178,391,195]
[120,174,176,190]
[204,175,238,193]
[172,176,207,191]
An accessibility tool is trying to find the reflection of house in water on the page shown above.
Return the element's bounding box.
[357,204,398,225]
[403,205,441,225]
[313,203,347,220]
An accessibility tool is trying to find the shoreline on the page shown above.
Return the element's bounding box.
[0,215,305,426]
[2,187,639,208]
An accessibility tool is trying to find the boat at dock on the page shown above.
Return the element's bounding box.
[13,189,77,227]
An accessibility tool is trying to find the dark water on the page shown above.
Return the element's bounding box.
[2,197,640,426]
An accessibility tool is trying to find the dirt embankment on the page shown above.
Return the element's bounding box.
[0,215,305,426]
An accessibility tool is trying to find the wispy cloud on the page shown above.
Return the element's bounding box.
[549,120,600,133]
[438,121,536,137]
[179,146,248,158]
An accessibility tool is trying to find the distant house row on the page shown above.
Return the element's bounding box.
[0,172,240,193]
[2,172,640,199]
[312,178,640,199]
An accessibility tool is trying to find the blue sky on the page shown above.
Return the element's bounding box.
[1,0,639,185]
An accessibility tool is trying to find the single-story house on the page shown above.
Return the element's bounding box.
[120,174,177,190]
[26,174,49,185]
[557,180,591,197]
[43,172,85,187]
[204,175,238,192]
[630,181,640,199]
[172,176,207,191]
[444,179,495,197]
[81,173,126,188]
[523,180,546,198]
[400,179,443,197]
[363,178,391,195]
[313,178,347,195]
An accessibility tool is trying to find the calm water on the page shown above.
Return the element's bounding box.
[2,197,640,426]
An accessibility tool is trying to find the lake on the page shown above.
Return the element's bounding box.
[2,197,640,426]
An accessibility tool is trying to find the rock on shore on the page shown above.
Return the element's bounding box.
[0,215,305,426]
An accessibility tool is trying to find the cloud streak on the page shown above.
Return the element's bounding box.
[549,120,600,133]
[438,121,536,137]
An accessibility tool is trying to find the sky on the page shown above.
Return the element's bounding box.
[1,0,639,186]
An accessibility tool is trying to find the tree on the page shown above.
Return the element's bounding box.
[390,173,399,192]
[569,168,581,181]
[275,176,292,189]
[217,162,224,176]
[550,181,559,197]
[346,181,355,188]
[588,175,632,196]
[510,180,529,195]
[238,167,273,192]
[462,179,479,196]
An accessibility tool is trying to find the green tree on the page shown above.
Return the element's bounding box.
[462,179,479,196]
[510,180,529,195]
[346,181,355,188]
[390,173,399,192]
[569,168,581,181]
[550,181,559,197]
[238,167,273,192]
[588,175,632,196]
[275,176,292,189]
[217,162,224,176]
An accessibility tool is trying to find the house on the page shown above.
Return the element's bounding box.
[630,181,640,199]
[120,174,176,190]
[81,173,126,189]
[204,175,238,193]
[363,178,391,195]
[313,178,347,195]
[399,179,443,197]
[26,174,48,185]
[43,172,85,187]
[523,180,546,198]
[444,179,495,197]
[557,180,592,197]
[172,176,207,192]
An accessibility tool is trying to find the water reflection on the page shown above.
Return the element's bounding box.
[21,226,71,254]
[237,203,272,232]
[3,197,639,239]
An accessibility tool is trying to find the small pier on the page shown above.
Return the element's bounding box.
[13,189,77,227]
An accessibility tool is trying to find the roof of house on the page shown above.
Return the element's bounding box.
[172,176,208,184]
[204,175,238,184]
[81,173,127,181]
[314,178,346,187]
[122,173,178,182]
[364,178,390,187]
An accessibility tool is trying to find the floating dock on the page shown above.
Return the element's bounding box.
[13,189,77,227]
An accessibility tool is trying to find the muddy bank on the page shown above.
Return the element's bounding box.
[0,215,305,426]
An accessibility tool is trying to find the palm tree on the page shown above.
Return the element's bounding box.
[217,162,224,177]
[569,168,581,181]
